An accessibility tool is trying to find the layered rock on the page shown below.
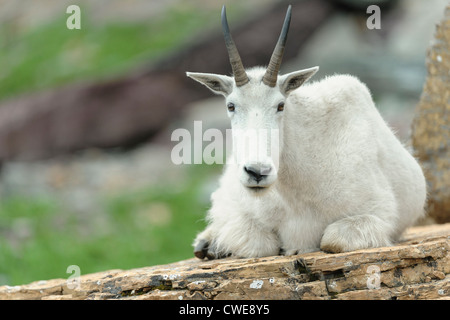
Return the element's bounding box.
[1,223,449,300]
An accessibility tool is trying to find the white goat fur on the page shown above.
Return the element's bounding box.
[187,66,427,258]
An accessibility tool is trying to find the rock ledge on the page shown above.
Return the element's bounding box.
[1,223,449,300]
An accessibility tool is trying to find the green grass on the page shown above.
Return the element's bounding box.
[0,3,233,286]
[0,165,221,286]
[0,6,217,101]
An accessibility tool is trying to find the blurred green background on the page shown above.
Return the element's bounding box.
[0,4,217,101]
[0,164,218,285]
[0,0,230,285]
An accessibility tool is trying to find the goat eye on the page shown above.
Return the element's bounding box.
[227,103,235,112]
[277,102,285,112]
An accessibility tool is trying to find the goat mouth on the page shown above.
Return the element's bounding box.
[247,186,268,192]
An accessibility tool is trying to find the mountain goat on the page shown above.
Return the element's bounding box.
[186,5,427,259]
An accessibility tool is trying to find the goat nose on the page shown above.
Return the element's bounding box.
[244,165,272,182]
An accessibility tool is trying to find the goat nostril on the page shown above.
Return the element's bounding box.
[244,165,271,182]
[244,166,261,181]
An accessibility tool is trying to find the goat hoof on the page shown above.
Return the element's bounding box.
[206,249,217,260]
[207,250,231,260]
[193,239,221,260]
[194,239,209,259]
[194,238,231,260]
[205,242,222,260]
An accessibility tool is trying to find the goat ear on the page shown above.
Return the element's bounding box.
[186,72,233,96]
[279,66,319,95]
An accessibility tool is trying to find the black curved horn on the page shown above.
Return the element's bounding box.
[262,5,292,87]
[221,5,249,87]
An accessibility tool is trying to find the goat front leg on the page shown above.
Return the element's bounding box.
[320,214,395,253]
[193,207,280,259]
[278,210,323,255]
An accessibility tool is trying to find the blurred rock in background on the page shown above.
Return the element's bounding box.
[412,4,450,224]
[0,0,332,162]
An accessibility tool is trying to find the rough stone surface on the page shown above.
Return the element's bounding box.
[411,5,450,223]
[1,223,449,300]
